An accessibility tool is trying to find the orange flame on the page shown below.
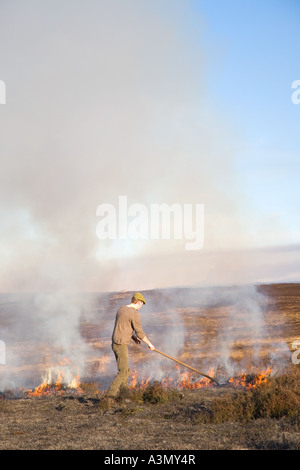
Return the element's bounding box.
[27,365,83,397]
[175,367,216,389]
[129,365,216,390]
[129,367,138,389]
[68,371,81,389]
[228,368,272,390]
[128,365,272,391]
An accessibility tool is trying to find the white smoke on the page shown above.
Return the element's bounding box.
[0,1,294,392]
[0,284,292,392]
[0,0,258,294]
[121,285,291,386]
[0,292,95,390]
[32,292,90,382]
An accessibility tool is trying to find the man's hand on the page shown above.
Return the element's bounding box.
[131,334,141,344]
[142,335,155,350]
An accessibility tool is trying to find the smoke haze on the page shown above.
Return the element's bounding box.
[0,0,264,293]
[0,2,294,391]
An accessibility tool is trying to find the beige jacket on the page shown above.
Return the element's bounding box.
[112,305,146,345]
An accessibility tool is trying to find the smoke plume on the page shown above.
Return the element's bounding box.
[0,2,293,390]
[0,0,251,293]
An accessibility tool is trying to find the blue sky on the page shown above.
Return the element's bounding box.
[194,0,300,247]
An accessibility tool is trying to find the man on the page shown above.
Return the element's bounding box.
[106,292,155,399]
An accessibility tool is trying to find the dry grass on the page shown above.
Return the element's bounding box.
[1,368,299,450]
[141,382,182,404]
[193,365,300,424]
[97,364,300,426]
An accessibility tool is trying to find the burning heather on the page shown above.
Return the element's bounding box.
[227,368,273,390]
[20,364,273,398]
[24,365,82,397]
[0,285,294,398]
[128,365,273,392]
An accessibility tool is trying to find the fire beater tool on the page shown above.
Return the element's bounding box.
[153,348,219,385]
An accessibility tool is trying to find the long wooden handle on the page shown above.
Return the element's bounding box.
[154,348,219,385]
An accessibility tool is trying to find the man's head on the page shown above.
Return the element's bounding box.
[131,292,146,310]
